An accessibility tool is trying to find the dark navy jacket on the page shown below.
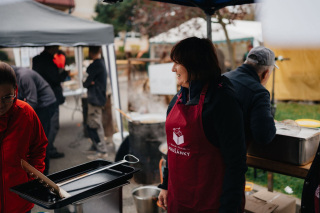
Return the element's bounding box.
[83,58,107,107]
[224,64,276,145]
[12,66,56,109]
[159,76,248,213]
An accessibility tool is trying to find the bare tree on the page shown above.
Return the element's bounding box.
[214,6,254,69]
[133,2,255,69]
[133,0,203,38]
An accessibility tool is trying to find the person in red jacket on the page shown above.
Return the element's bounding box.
[0,62,48,213]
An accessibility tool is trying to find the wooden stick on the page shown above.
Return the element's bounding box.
[115,108,133,122]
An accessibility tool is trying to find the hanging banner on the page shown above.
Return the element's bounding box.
[149,63,177,95]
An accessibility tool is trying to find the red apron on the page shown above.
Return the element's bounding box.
[166,84,227,213]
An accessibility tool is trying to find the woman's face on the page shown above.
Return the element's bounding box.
[172,62,189,88]
[0,84,15,116]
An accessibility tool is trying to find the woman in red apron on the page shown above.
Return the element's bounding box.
[158,37,247,213]
[0,62,48,213]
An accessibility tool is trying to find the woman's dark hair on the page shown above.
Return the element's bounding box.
[170,37,221,82]
[0,62,16,87]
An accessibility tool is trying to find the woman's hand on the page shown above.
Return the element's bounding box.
[158,189,168,210]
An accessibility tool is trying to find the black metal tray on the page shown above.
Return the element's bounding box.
[10,159,140,209]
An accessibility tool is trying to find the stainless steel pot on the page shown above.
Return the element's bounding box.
[248,126,320,165]
[54,182,128,213]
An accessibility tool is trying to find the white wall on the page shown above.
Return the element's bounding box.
[72,0,98,20]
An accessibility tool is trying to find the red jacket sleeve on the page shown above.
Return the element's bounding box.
[26,112,48,173]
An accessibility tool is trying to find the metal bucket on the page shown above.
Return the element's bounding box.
[128,113,166,184]
[132,186,164,213]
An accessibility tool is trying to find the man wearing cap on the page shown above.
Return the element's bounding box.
[224,46,277,147]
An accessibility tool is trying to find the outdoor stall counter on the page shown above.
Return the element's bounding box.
[248,126,320,166]
[10,159,140,212]
[247,126,319,192]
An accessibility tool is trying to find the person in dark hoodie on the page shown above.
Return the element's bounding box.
[83,46,108,160]
[157,37,247,213]
[12,66,56,175]
[33,46,68,158]
[224,46,277,148]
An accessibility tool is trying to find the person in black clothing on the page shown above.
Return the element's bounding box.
[83,46,108,160]
[224,46,277,147]
[12,66,56,175]
[32,46,69,158]
[157,37,247,213]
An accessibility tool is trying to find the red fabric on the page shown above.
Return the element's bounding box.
[0,99,48,213]
[166,84,233,213]
[53,53,66,69]
[315,185,320,213]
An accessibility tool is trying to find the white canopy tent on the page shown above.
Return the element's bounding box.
[149,17,263,45]
[0,0,124,138]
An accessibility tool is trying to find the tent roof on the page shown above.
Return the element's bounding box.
[0,0,114,47]
[149,17,262,44]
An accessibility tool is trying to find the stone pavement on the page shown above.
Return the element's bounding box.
[31,96,141,213]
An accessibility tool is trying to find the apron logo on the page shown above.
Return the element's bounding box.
[173,128,184,145]
[168,146,190,156]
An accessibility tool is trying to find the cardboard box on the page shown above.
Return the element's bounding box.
[245,190,296,213]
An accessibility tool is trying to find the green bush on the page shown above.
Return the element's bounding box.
[119,46,125,52]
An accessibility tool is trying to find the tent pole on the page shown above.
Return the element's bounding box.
[74,47,79,88]
[102,44,123,141]
[78,46,84,92]
[206,13,212,41]
[13,48,21,67]
[271,68,276,118]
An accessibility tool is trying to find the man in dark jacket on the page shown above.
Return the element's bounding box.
[83,46,108,159]
[224,46,277,146]
[12,66,56,175]
[33,46,68,158]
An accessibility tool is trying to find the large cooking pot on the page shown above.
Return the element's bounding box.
[129,114,166,184]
